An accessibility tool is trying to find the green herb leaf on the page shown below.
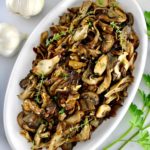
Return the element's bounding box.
[60,73,69,79]
[35,74,45,104]
[96,0,104,5]
[137,130,150,150]
[88,21,93,28]
[144,11,150,37]
[129,103,144,128]
[143,74,150,87]
[46,31,67,46]
[59,108,65,114]
[52,95,58,101]
[144,11,150,25]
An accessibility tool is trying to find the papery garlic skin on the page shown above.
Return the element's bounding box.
[6,0,45,18]
[0,23,25,57]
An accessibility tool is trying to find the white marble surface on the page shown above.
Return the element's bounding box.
[0,0,150,150]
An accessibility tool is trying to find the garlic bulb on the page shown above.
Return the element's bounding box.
[0,23,25,57]
[6,0,45,18]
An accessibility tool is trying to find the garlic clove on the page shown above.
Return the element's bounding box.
[0,23,26,57]
[6,0,45,18]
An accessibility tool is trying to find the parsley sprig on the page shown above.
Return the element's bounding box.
[144,11,150,38]
[104,74,150,150]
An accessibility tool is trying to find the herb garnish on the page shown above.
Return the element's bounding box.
[110,21,122,34]
[59,108,65,114]
[104,74,150,150]
[60,73,69,79]
[35,74,44,104]
[88,21,93,28]
[144,11,150,38]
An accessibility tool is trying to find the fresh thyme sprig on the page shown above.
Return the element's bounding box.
[35,74,45,104]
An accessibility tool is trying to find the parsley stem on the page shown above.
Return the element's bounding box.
[143,109,150,125]
[118,130,139,150]
[103,125,133,150]
[118,119,150,150]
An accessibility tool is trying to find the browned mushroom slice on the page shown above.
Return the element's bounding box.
[96,104,111,118]
[61,143,73,150]
[129,52,137,70]
[94,55,108,76]
[70,1,92,30]
[73,25,89,41]
[65,111,84,125]
[65,94,80,110]
[32,55,60,76]
[101,34,115,53]
[105,94,118,104]
[40,31,48,44]
[49,78,64,95]
[82,65,103,85]
[114,8,127,23]
[105,76,133,98]
[18,76,37,100]
[68,60,87,69]
[23,113,41,129]
[113,52,130,80]
[129,30,139,48]
[97,68,112,94]
[34,124,50,146]
[99,8,127,23]
[22,99,42,115]
[88,21,101,48]
[98,21,113,34]
[68,118,91,142]
[119,26,132,50]
[20,130,32,142]
[127,13,134,26]
[80,92,99,111]
[48,122,68,150]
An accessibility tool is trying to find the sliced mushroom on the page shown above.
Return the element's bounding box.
[94,55,108,76]
[23,113,41,129]
[65,111,84,125]
[82,65,103,85]
[22,99,42,115]
[34,124,48,146]
[119,26,132,50]
[82,92,99,105]
[68,118,91,142]
[98,21,113,34]
[99,8,127,23]
[97,68,112,94]
[61,143,73,150]
[105,76,133,98]
[101,34,115,53]
[88,21,101,48]
[65,94,80,110]
[40,31,48,44]
[113,52,130,80]
[127,13,134,26]
[18,76,37,100]
[73,25,89,41]
[80,92,99,111]
[68,60,87,69]
[20,130,32,142]
[49,78,64,95]
[96,104,111,118]
[32,55,60,76]
[69,0,92,29]
[105,94,118,104]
